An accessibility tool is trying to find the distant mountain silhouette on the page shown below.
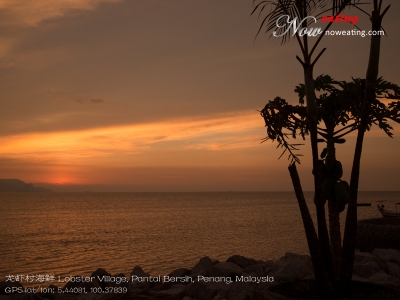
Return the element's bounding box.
[0,179,52,192]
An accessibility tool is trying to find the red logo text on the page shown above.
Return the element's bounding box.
[322,14,359,26]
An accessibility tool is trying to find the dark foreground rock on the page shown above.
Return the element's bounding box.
[1,249,399,300]
[357,218,400,251]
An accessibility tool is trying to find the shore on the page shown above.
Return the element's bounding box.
[1,249,399,300]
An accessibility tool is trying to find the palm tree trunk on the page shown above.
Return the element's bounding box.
[341,0,389,287]
[288,163,331,296]
[304,64,335,283]
[329,200,341,279]
[325,136,342,280]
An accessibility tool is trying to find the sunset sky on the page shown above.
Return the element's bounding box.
[1,0,399,191]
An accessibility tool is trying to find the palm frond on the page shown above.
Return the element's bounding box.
[260,97,308,163]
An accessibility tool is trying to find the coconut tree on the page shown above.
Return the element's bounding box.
[252,0,362,292]
[261,75,400,295]
[253,0,394,294]
[341,0,391,288]
[261,75,400,282]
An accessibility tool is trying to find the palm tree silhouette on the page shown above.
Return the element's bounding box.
[261,75,400,282]
[253,0,395,295]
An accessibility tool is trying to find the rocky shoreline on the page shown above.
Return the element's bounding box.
[1,249,399,300]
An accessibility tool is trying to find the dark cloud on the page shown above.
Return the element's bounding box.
[73,98,105,104]
[152,136,167,141]
[90,98,105,104]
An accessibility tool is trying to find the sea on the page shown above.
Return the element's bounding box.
[0,191,398,286]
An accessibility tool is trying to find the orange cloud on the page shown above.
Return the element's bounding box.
[0,111,266,165]
[0,0,122,26]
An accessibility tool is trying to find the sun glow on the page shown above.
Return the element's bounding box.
[48,177,76,185]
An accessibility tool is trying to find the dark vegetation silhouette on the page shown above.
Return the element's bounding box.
[261,75,400,278]
[252,0,399,297]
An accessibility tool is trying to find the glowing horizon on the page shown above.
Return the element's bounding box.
[0,110,271,185]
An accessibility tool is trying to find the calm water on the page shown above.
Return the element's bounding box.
[0,191,398,285]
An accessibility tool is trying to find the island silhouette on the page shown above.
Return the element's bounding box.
[0,179,52,192]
